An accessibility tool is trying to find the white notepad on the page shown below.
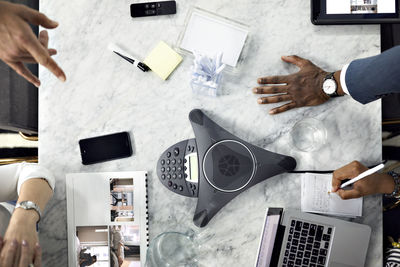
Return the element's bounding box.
[301,173,363,217]
[180,10,248,67]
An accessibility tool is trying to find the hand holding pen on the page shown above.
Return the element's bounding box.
[331,161,394,200]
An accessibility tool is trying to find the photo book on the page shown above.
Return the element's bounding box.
[66,171,148,267]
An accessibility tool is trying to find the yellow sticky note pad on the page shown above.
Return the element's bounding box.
[144,41,183,80]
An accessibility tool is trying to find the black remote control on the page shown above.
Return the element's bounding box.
[156,139,199,198]
[130,1,176,18]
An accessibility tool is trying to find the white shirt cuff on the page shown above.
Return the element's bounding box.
[17,163,55,195]
[340,63,351,95]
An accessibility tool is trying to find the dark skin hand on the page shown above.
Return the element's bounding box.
[253,55,345,115]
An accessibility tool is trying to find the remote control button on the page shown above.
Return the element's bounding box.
[161,174,166,180]
[172,167,176,172]
[166,167,171,172]
[145,9,156,15]
[167,152,171,158]
[178,174,182,179]
[161,160,165,165]
[145,4,149,8]
[167,174,171,179]
[173,184,177,189]
[168,181,172,187]
[172,174,177,179]
[161,167,165,172]
[172,159,176,165]
[177,166,182,171]
[179,186,183,191]
[151,4,156,8]
[174,148,179,156]
[166,159,170,165]
[157,3,161,8]
[178,159,182,164]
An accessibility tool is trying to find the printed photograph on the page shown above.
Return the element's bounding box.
[109,178,134,222]
[76,226,110,267]
[109,225,141,267]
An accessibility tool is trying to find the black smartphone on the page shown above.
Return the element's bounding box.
[79,132,133,165]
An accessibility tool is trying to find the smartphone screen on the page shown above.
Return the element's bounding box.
[79,132,132,165]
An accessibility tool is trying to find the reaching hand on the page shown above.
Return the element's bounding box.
[253,55,332,115]
[331,161,395,200]
[0,1,66,87]
[0,237,42,267]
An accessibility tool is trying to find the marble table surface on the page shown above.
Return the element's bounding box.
[39,0,382,266]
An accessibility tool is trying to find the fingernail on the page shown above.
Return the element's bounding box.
[22,240,28,246]
[35,242,41,249]
[253,88,258,93]
[51,20,59,26]
[269,110,276,114]
[257,98,263,104]
[58,75,66,82]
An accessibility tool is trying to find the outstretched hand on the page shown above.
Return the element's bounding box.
[0,1,66,87]
[253,55,331,115]
[0,237,42,267]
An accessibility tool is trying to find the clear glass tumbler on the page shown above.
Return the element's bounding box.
[145,230,199,267]
[290,118,327,152]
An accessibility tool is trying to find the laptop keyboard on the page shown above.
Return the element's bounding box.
[282,219,333,267]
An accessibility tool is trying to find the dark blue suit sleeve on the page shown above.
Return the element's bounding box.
[345,45,400,104]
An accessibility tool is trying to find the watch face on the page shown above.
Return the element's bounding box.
[323,79,337,95]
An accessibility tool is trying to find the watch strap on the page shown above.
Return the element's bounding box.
[15,201,42,223]
[384,171,400,198]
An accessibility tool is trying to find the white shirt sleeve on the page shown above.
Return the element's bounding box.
[340,63,351,96]
[0,163,55,202]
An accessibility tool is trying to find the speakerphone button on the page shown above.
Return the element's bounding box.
[161,160,165,165]
[177,166,182,171]
[161,174,166,180]
[173,184,177,189]
[167,174,171,179]
[172,159,176,165]
[178,159,182,164]
[174,148,179,156]
[172,167,176,172]
[172,174,177,179]
[166,167,171,172]
[168,181,172,187]
[166,159,170,165]
[167,152,171,158]
[161,167,165,172]
[178,174,182,179]
[179,186,183,191]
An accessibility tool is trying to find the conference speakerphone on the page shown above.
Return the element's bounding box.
[157,109,297,227]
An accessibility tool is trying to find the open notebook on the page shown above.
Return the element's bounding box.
[66,171,148,267]
[301,173,363,217]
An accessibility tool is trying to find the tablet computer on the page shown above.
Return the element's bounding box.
[312,0,400,25]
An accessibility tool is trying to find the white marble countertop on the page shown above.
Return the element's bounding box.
[39,0,382,266]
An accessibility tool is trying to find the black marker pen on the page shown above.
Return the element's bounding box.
[108,43,150,72]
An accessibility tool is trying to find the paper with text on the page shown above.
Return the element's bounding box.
[301,173,362,217]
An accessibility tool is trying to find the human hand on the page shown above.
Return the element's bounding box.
[0,1,66,87]
[332,161,395,200]
[253,55,336,115]
[0,209,40,266]
[0,237,42,267]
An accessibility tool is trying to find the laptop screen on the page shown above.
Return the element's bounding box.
[255,208,283,267]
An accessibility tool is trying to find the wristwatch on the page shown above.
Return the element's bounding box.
[385,171,400,198]
[322,72,339,97]
[15,201,42,223]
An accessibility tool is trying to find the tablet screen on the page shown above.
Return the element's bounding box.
[326,0,396,14]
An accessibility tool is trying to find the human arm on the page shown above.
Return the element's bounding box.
[0,0,66,86]
[331,161,395,200]
[0,163,54,266]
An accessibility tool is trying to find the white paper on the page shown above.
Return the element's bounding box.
[301,173,362,217]
[180,11,248,67]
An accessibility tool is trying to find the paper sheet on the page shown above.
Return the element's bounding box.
[301,173,363,217]
[144,41,182,80]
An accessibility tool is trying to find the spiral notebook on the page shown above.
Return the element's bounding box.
[66,171,148,267]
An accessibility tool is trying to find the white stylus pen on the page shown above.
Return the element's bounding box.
[340,163,385,189]
[108,43,149,72]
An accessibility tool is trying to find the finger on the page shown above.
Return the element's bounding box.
[33,243,42,267]
[18,240,31,267]
[257,75,289,85]
[337,189,362,200]
[0,237,3,250]
[17,49,57,63]
[257,94,292,104]
[39,30,49,48]
[281,55,312,68]
[21,31,66,82]
[253,85,288,94]
[19,6,58,29]
[269,102,296,115]
[2,239,18,266]
[332,161,367,191]
[7,62,40,87]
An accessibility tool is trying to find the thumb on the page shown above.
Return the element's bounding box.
[20,6,58,29]
[281,55,310,68]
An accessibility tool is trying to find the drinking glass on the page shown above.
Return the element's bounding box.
[290,118,327,152]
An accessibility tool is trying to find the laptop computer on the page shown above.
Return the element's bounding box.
[255,208,371,267]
